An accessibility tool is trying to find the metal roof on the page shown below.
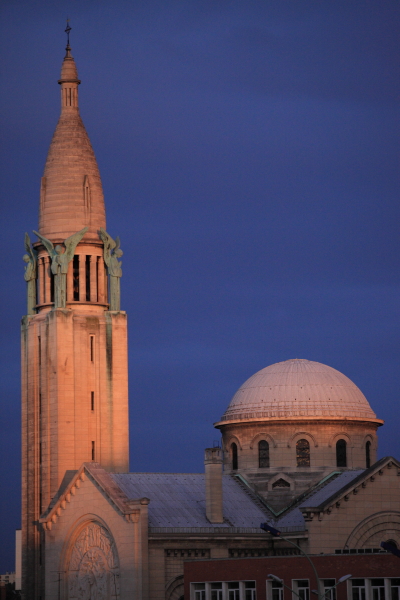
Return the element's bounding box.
[111,472,270,528]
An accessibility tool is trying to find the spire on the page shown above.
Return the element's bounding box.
[58,20,80,108]
[38,24,106,241]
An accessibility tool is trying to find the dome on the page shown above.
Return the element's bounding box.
[217,359,380,424]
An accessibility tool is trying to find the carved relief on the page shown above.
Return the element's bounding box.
[68,522,119,600]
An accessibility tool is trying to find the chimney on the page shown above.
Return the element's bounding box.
[204,447,224,523]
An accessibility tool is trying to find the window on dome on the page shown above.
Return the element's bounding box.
[336,439,347,467]
[296,439,310,467]
[231,443,238,470]
[258,440,269,468]
[366,441,371,468]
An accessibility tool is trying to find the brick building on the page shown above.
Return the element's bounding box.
[184,554,400,600]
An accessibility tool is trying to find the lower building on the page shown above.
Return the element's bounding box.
[40,451,400,599]
[184,554,400,600]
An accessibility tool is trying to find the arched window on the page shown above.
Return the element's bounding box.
[336,439,347,467]
[231,443,238,470]
[258,440,270,468]
[296,439,310,467]
[366,441,371,468]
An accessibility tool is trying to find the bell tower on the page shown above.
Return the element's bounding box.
[21,28,129,599]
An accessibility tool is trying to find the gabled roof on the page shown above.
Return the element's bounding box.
[39,464,273,533]
[300,456,400,511]
[39,463,149,530]
[277,456,400,529]
[111,472,272,530]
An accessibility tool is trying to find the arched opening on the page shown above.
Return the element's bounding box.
[366,441,371,468]
[258,440,270,468]
[66,521,119,599]
[231,443,238,470]
[296,439,310,467]
[336,439,347,467]
[165,575,184,600]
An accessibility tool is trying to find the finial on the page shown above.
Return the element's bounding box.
[64,19,72,57]
[65,19,71,45]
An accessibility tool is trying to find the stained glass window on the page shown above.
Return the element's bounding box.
[296,439,310,467]
[258,440,269,468]
[336,439,347,467]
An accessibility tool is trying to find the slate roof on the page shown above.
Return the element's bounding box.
[276,469,366,530]
[111,472,272,529]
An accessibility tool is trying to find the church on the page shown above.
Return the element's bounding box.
[21,37,400,600]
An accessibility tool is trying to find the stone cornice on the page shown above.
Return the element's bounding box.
[148,527,308,539]
[214,416,384,428]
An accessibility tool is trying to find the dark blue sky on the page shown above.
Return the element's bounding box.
[0,1,399,572]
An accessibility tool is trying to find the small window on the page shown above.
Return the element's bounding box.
[73,255,79,301]
[371,580,385,600]
[296,439,310,467]
[293,580,309,600]
[366,441,371,468]
[228,582,240,600]
[90,336,94,362]
[231,443,238,470]
[211,583,223,600]
[270,579,283,600]
[91,391,94,411]
[91,441,95,461]
[391,579,400,600]
[245,581,256,600]
[352,579,366,600]
[258,440,270,468]
[193,584,205,600]
[323,580,336,600]
[85,255,91,301]
[336,439,347,467]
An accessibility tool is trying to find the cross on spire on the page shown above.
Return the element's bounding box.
[65,19,71,46]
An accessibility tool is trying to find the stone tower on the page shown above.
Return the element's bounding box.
[21,37,129,599]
